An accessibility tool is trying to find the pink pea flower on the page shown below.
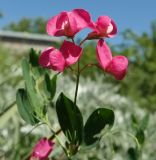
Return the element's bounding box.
[47,9,91,38]
[38,47,66,72]
[87,16,117,39]
[39,40,82,72]
[30,138,54,160]
[96,39,128,80]
[60,40,82,67]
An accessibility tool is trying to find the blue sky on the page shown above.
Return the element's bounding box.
[0,0,156,43]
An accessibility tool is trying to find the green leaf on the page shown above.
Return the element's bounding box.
[84,108,115,145]
[29,49,49,79]
[44,73,57,100]
[31,66,44,81]
[131,114,138,125]
[22,58,45,116]
[127,147,139,160]
[140,114,149,130]
[56,93,83,144]
[136,129,145,145]
[45,74,57,100]
[36,74,57,103]
[22,58,34,92]
[16,89,38,125]
[29,48,39,67]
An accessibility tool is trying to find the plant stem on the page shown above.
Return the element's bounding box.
[67,156,72,160]
[0,101,16,117]
[80,63,100,73]
[74,61,80,105]
[45,121,69,157]
[79,37,87,46]
[71,37,75,43]
[49,128,62,140]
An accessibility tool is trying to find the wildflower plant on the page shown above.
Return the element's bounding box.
[16,9,128,160]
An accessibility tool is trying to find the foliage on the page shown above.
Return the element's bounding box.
[1,71,156,159]
[0,45,22,113]
[114,22,156,110]
[15,48,116,159]
[3,17,47,33]
[57,76,155,160]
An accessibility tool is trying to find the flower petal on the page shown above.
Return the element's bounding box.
[106,55,128,80]
[87,16,117,39]
[30,138,54,160]
[49,49,66,72]
[56,12,68,29]
[96,16,112,35]
[71,9,91,30]
[38,47,55,68]
[107,19,117,38]
[65,12,78,37]
[47,9,91,37]
[60,40,83,66]
[46,15,64,36]
[96,39,112,69]
[38,47,66,72]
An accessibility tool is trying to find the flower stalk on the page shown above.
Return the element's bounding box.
[74,60,80,105]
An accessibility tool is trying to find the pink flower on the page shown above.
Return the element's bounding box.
[38,47,66,72]
[87,16,117,39]
[96,39,128,80]
[39,40,82,72]
[30,138,54,160]
[47,9,91,38]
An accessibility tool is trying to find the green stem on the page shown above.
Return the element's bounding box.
[80,63,99,73]
[74,61,80,105]
[79,37,87,46]
[111,129,141,150]
[67,156,72,160]
[73,37,88,105]
[49,128,62,140]
[71,37,75,44]
[0,101,16,117]
[45,121,70,159]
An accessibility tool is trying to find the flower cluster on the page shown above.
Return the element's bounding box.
[39,9,128,79]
